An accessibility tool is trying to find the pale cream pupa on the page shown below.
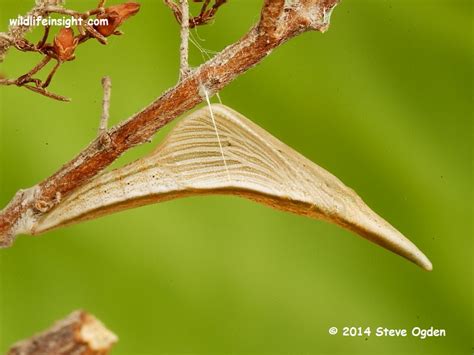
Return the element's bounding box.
[31,104,432,271]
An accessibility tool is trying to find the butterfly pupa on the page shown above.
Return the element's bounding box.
[30,104,432,271]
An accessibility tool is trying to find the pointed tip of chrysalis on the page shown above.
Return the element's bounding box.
[417,253,433,271]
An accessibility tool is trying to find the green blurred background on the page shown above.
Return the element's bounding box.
[0,0,472,354]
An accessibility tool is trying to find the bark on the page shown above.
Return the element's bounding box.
[7,310,117,355]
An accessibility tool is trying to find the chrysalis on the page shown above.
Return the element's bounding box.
[30,104,432,270]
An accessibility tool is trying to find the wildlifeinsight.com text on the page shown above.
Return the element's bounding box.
[9,16,108,28]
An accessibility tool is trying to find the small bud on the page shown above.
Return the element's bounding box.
[95,2,141,37]
[53,28,78,61]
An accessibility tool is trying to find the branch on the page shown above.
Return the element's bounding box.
[7,310,117,355]
[0,0,341,247]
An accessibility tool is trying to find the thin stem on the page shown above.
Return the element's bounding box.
[23,85,70,102]
[37,25,50,49]
[200,0,211,15]
[42,60,62,88]
[99,76,112,136]
[179,0,190,79]
[163,0,181,23]
[83,23,108,44]
[44,6,83,17]
[16,56,52,85]
[0,78,16,86]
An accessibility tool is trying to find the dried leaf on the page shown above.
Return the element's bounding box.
[95,2,141,37]
[53,28,78,61]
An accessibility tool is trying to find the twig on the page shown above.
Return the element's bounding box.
[179,0,190,79]
[0,56,71,102]
[7,310,118,355]
[0,84,71,103]
[37,25,50,49]
[44,5,104,18]
[23,84,70,102]
[164,0,229,28]
[0,0,341,247]
[41,61,62,88]
[0,78,17,86]
[163,0,181,23]
[99,76,112,136]
[83,23,108,45]
[14,56,51,86]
